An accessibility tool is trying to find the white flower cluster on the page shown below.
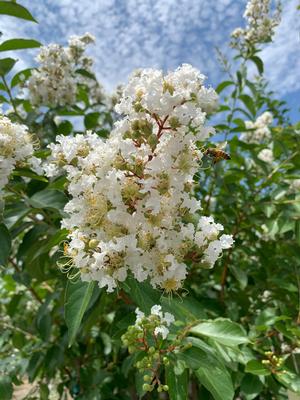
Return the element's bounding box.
[231,0,281,48]
[135,305,175,339]
[28,33,103,107]
[46,64,233,292]
[0,116,40,191]
[240,111,273,143]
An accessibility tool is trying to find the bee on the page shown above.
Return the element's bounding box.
[204,142,231,164]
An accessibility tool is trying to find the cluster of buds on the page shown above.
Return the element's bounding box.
[262,351,285,374]
[231,0,281,50]
[0,116,41,191]
[121,306,178,393]
[28,33,104,107]
[46,64,233,292]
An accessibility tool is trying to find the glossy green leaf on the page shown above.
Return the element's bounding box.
[165,367,188,400]
[245,360,271,376]
[64,280,95,346]
[189,318,248,346]
[0,223,11,266]
[0,38,41,52]
[195,363,234,400]
[0,1,37,22]
[29,189,67,212]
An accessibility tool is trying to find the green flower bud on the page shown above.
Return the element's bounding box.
[142,384,151,392]
[163,385,169,392]
[88,239,99,249]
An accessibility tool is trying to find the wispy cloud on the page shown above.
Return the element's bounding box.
[1,0,299,109]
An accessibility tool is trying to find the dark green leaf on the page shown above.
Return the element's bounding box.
[0,57,17,76]
[84,112,100,129]
[0,1,37,22]
[122,277,160,313]
[0,375,13,400]
[295,220,300,245]
[0,39,41,52]
[64,280,95,346]
[241,374,263,400]
[0,223,11,266]
[250,56,264,75]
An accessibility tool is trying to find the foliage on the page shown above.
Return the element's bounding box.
[0,1,299,399]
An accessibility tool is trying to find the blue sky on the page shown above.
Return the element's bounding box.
[2,0,300,121]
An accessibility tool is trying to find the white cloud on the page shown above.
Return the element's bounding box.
[1,0,298,103]
[262,0,300,96]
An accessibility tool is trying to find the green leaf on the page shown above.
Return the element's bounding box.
[195,362,234,400]
[122,277,160,313]
[0,1,37,22]
[76,68,97,81]
[241,374,263,400]
[0,375,13,400]
[245,360,271,376]
[215,81,234,94]
[0,57,17,76]
[64,280,95,346]
[295,220,300,245]
[189,318,248,346]
[165,367,188,400]
[12,168,48,182]
[250,56,264,75]
[11,68,32,88]
[29,189,67,212]
[0,39,41,52]
[0,223,11,266]
[239,94,256,117]
[84,112,100,129]
[276,370,300,393]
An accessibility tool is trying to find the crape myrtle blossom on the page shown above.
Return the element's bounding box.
[28,33,104,107]
[0,116,41,191]
[231,0,281,49]
[46,64,233,292]
[133,305,175,339]
[240,111,273,144]
[257,148,274,163]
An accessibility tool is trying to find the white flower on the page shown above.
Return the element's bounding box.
[240,112,273,144]
[154,325,169,339]
[0,116,38,191]
[258,148,273,163]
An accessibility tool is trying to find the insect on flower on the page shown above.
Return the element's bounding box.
[204,142,231,164]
